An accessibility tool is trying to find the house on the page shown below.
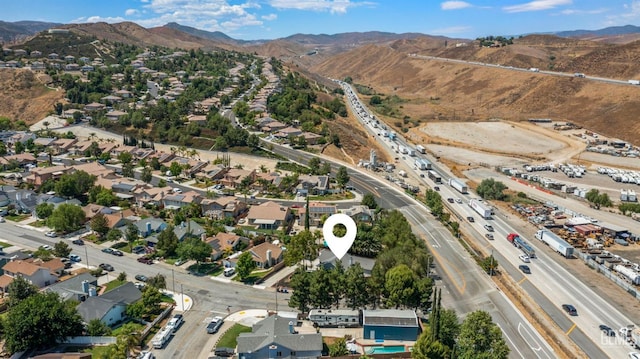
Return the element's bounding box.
[206,232,247,260]
[134,187,168,208]
[134,218,168,237]
[0,259,60,293]
[84,102,106,112]
[187,114,207,123]
[302,132,323,145]
[76,282,142,327]
[201,196,247,219]
[3,153,37,168]
[237,315,322,359]
[362,309,420,341]
[50,138,78,154]
[114,89,132,98]
[342,205,375,224]
[248,241,283,269]
[45,272,98,302]
[173,220,206,241]
[297,202,337,226]
[30,50,42,58]
[105,110,128,121]
[217,168,256,188]
[162,191,202,210]
[261,121,287,132]
[101,95,122,104]
[25,165,73,186]
[318,249,375,277]
[296,175,330,196]
[275,127,303,139]
[62,108,85,119]
[246,201,291,230]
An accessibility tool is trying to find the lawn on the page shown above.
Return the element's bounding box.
[187,262,223,276]
[104,279,126,292]
[309,191,355,201]
[216,324,251,348]
[85,346,111,357]
[112,321,145,337]
[0,241,11,248]
[233,268,273,284]
[5,214,30,222]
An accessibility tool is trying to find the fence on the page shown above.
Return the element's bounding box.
[140,305,174,342]
[576,251,639,299]
[63,336,117,345]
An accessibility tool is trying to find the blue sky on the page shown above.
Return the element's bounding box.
[2,0,640,40]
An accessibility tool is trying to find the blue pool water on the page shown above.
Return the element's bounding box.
[365,345,406,354]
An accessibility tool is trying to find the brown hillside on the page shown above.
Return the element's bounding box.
[0,69,63,124]
[556,40,640,79]
[311,43,640,146]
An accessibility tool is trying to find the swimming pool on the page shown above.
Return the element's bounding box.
[365,345,406,354]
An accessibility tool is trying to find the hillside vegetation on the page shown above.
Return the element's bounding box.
[0,70,63,124]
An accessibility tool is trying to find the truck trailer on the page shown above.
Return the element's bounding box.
[614,265,640,285]
[620,325,640,348]
[408,149,416,157]
[415,159,432,171]
[448,178,468,194]
[507,233,536,258]
[416,145,426,154]
[629,79,640,85]
[535,230,574,258]
[428,170,442,184]
[469,199,492,219]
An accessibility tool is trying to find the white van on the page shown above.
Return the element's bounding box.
[519,254,530,263]
[224,267,235,277]
[137,351,155,359]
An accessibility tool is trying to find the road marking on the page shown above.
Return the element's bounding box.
[517,322,552,359]
[497,323,527,359]
[518,277,528,285]
[566,323,577,335]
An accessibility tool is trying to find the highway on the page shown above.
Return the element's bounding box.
[261,139,555,358]
[408,53,634,86]
[337,80,634,358]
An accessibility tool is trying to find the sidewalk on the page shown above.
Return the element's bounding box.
[161,290,193,312]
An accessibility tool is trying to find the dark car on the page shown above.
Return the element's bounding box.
[132,245,146,254]
[99,263,114,272]
[72,239,84,245]
[137,257,153,265]
[135,274,148,282]
[467,216,475,223]
[214,347,235,357]
[101,248,113,254]
[111,250,124,256]
[562,304,578,316]
[518,265,531,274]
[207,316,224,334]
[433,186,440,191]
[599,324,616,337]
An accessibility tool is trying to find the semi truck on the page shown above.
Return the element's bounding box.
[620,325,640,348]
[428,170,442,184]
[629,79,640,85]
[535,229,574,258]
[507,233,536,258]
[416,145,426,154]
[408,148,416,157]
[448,178,468,194]
[398,145,408,154]
[469,199,492,219]
[415,159,432,171]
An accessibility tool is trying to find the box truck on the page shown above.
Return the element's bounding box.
[535,230,574,258]
[416,145,426,154]
[428,170,442,184]
[448,178,468,194]
[469,199,491,219]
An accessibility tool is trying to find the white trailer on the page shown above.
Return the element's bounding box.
[152,327,173,349]
[408,149,416,157]
[415,159,427,170]
[630,190,637,202]
[416,145,426,154]
[448,178,468,194]
[535,230,574,258]
[398,170,407,178]
[614,265,640,285]
[469,199,491,219]
[398,146,408,154]
[629,79,640,85]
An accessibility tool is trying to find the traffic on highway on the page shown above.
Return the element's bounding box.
[335,78,636,358]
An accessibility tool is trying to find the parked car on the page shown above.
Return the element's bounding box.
[111,250,123,256]
[132,245,146,254]
[484,224,494,232]
[562,304,578,316]
[175,259,186,266]
[214,347,235,357]
[99,263,114,272]
[45,231,57,238]
[69,254,81,262]
[72,239,84,245]
[135,274,148,282]
[137,257,153,265]
[207,316,224,334]
[101,248,114,254]
[167,314,184,332]
[518,265,531,274]
[0,216,6,223]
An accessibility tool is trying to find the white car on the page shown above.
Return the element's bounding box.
[45,231,58,238]
[41,244,53,251]
[519,254,530,263]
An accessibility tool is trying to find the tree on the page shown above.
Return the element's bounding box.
[457,310,509,359]
[309,267,333,308]
[439,309,461,349]
[586,189,611,209]
[147,274,167,289]
[157,226,179,257]
[125,223,139,250]
[413,326,450,359]
[47,203,86,233]
[288,267,312,313]
[141,166,153,183]
[384,264,417,308]
[33,247,53,261]
[236,251,256,280]
[329,337,349,357]
[176,237,211,269]
[118,151,133,165]
[35,203,54,219]
[480,255,498,276]
[344,263,369,309]
[4,292,84,353]
[87,318,112,336]
[361,193,378,209]
[107,228,123,242]
[54,171,96,198]
[335,166,350,189]
[53,241,72,258]
[284,230,318,267]
[169,161,182,177]
[91,212,110,237]
[6,276,38,308]
[308,157,321,174]
[476,178,507,201]
[117,271,127,281]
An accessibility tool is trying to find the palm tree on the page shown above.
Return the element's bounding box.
[259,164,268,173]
[88,132,97,141]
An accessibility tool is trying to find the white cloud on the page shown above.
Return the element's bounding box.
[262,13,278,20]
[503,0,572,13]
[268,0,371,14]
[70,16,128,24]
[559,8,607,15]
[125,9,139,16]
[429,25,471,34]
[604,0,640,24]
[441,1,472,10]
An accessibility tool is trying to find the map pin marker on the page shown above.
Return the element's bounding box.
[323,213,357,260]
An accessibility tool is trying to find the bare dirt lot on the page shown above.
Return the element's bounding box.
[426,144,528,167]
